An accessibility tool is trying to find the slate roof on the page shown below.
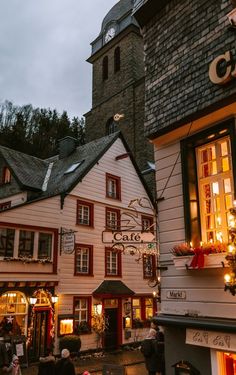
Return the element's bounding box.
[0,131,153,207]
[93,280,135,297]
[100,0,135,35]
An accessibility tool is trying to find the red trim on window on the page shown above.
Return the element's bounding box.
[76,199,94,227]
[141,215,154,233]
[142,254,156,279]
[0,222,58,274]
[105,207,121,230]
[105,247,122,277]
[106,173,121,200]
[74,244,93,276]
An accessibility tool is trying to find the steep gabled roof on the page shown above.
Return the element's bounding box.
[0,131,153,206]
[0,146,47,190]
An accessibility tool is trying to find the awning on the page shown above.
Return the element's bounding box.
[93,280,135,298]
[153,314,236,333]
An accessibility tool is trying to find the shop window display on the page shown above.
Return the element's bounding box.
[0,292,28,336]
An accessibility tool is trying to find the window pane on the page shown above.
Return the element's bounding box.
[106,251,117,275]
[221,141,228,156]
[38,233,52,259]
[19,230,34,257]
[0,228,14,257]
[79,205,90,225]
[224,178,231,194]
[76,248,89,274]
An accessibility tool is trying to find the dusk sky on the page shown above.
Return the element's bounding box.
[0,0,118,119]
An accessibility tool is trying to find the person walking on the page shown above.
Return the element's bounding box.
[55,349,76,375]
[4,355,22,375]
[38,349,55,375]
[141,328,165,375]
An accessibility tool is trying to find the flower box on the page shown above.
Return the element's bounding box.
[172,253,227,270]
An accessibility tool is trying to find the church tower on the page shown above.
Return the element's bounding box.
[84,0,155,192]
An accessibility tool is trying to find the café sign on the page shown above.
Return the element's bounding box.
[209,50,236,85]
[102,230,155,244]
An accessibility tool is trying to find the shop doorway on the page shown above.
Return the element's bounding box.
[104,307,118,350]
[32,308,50,359]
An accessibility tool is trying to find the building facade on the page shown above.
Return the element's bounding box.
[0,133,157,361]
[134,0,236,374]
[84,0,155,195]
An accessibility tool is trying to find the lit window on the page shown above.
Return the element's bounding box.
[106,208,120,230]
[106,173,121,200]
[77,200,94,227]
[196,137,233,243]
[59,319,73,335]
[75,244,93,275]
[105,247,121,276]
[181,121,235,245]
[2,167,11,184]
[132,297,155,328]
[0,291,27,335]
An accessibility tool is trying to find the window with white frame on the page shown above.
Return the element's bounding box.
[77,200,94,226]
[105,247,121,276]
[74,297,91,334]
[0,226,54,260]
[106,173,121,200]
[106,207,120,230]
[196,137,233,243]
[181,120,236,245]
[75,244,93,275]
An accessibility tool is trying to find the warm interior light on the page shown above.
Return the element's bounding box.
[29,297,37,305]
[125,317,131,328]
[224,274,231,283]
[153,291,157,298]
[51,295,59,304]
[228,245,234,253]
[94,303,102,315]
[60,319,73,335]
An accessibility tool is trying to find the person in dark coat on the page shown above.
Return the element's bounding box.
[141,328,165,375]
[38,349,55,375]
[55,349,75,375]
[0,341,9,375]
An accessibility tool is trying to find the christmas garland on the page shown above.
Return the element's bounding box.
[3,256,52,264]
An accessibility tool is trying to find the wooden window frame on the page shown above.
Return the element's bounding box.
[105,207,121,230]
[181,119,236,245]
[76,199,94,227]
[106,173,121,200]
[142,254,156,279]
[74,244,93,276]
[105,247,122,277]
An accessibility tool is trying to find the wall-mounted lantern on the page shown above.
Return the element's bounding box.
[29,297,37,305]
[94,303,102,315]
[51,295,59,304]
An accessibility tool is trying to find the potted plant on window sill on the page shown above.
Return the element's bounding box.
[171,242,228,269]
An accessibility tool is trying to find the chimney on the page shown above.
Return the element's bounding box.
[58,136,77,159]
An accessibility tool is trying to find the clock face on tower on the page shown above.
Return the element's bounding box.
[104,26,116,43]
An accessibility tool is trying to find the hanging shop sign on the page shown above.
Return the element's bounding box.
[186,328,236,352]
[102,230,155,244]
[209,50,236,85]
[60,228,76,254]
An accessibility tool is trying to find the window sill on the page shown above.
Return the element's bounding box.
[172,253,227,270]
